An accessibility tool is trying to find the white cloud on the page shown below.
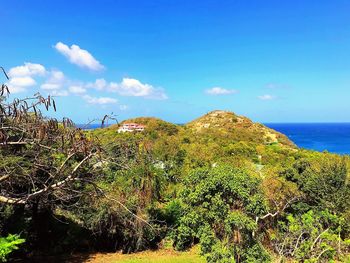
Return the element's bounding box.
[85,77,167,100]
[205,87,238,95]
[83,95,118,105]
[54,42,104,71]
[7,86,27,93]
[258,94,276,100]
[7,63,67,94]
[7,77,36,93]
[8,62,46,78]
[7,63,46,93]
[9,77,36,87]
[69,85,86,94]
[5,62,168,102]
[109,78,168,99]
[41,70,65,90]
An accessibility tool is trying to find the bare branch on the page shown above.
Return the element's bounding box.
[256,197,299,223]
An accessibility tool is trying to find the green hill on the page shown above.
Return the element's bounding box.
[107,110,295,148]
[186,110,295,147]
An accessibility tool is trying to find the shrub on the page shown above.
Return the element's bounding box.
[0,234,25,262]
[273,210,350,262]
[173,165,271,262]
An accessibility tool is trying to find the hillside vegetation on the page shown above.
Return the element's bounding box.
[87,111,350,262]
[1,79,350,262]
[186,110,295,147]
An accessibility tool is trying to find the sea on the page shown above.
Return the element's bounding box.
[77,123,350,155]
[265,123,350,155]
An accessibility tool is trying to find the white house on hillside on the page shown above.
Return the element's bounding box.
[118,123,145,133]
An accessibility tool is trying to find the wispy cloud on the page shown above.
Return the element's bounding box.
[69,85,87,94]
[54,42,105,71]
[41,70,65,90]
[83,95,118,105]
[50,90,69,97]
[205,87,238,95]
[86,78,107,91]
[258,94,277,100]
[265,83,290,89]
[119,104,128,111]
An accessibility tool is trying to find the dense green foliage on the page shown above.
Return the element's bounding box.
[84,114,350,262]
[1,86,350,262]
[173,166,270,262]
[0,234,25,262]
[272,210,350,262]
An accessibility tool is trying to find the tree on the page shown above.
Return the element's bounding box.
[0,68,102,205]
[0,68,110,256]
[298,157,350,213]
[173,165,271,262]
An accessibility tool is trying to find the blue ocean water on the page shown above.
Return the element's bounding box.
[76,124,111,130]
[265,123,350,155]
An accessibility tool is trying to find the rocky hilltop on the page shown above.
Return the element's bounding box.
[186,110,295,147]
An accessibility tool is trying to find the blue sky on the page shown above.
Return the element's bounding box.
[1,1,350,123]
